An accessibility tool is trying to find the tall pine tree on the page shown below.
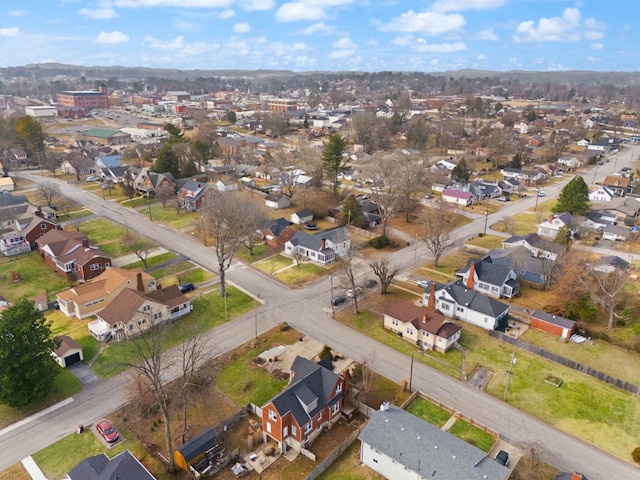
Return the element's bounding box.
[322,133,347,194]
[552,175,590,215]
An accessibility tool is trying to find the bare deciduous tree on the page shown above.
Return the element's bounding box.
[369,256,399,295]
[420,198,456,267]
[177,332,210,443]
[581,263,631,330]
[155,182,175,208]
[203,191,257,297]
[336,243,360,314]
[38,181,61,207]
[129,236,156,269]
[363,152,401,237]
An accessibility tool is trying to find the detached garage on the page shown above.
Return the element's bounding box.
[53,335,84,367]
[529,310,576,340]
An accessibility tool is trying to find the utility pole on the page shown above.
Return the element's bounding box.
[413,234,418,267]
[254,294,260,343]
[504,351,516,401]
[147,194,153,221]
[409,352,415,393]
[330,275,335,317]
[483,209,488,236]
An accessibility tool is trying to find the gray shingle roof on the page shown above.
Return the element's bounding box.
[441,280,509,317]
[457,258,514,287]
[358,405,509,480]
[531,310,576,330]
[268,356,340,427]
[68,451,156,480]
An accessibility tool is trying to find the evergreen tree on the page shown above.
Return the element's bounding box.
[451,158,471,183]
[153,144,181,178]
[182,161,198,177]
[226,110,237,124]
[164,123,186,143]
[341,195,364,227]
[552,175,590,215]
[322,133,347,194]
[0,298,59,407]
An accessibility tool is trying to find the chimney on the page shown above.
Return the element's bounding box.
[380,401,390,411]
[548,213,554,223]
[136,272,144,292]
[466,262,475,289]
[427,282,436,311]
[321,238,326,250]
[422,312,428,323]
[34,206,43,218]
[571,473,584,480]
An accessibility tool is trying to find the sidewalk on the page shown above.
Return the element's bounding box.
[111,247,168,267]
[21,456,48,480]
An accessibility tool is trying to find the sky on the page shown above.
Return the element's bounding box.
[0,0,638,73]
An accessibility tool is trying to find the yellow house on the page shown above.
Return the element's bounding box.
[56,267,156,319]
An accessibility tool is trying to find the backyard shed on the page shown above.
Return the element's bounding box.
[174,428,219,473]
[529,309,576,340]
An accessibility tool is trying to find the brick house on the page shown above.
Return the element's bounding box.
[529,309,576,340]
[261,356,350,453]
[8,214,61,248]
[36,229,112,281]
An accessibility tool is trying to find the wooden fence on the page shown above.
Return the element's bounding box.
[489,330,640,396]
[304,423,366,480]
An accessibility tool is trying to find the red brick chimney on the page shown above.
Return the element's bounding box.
[427,282,436,311]
[548,213,554,223]
[465,262,475,289]
[136,272,144,292]
[571,473,584,480]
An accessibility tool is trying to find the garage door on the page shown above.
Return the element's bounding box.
[64,352,81,367]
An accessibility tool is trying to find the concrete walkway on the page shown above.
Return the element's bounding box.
[21,456,48,480]
[111,247,168,267]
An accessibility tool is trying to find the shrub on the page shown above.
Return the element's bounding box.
[319,345,332,360]
[632,446,640,463]
[370,235,390,249]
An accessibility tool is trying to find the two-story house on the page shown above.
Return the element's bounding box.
[537,213,579,240]
[261,355,349,454]
[455,257,519,298]
[284,227,350,265]
[177,179,209,211]
[88,285,191,341]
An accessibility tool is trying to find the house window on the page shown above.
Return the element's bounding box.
[317,413,322,422]
[268,409,276,421]
[90,263,100,271]
[143,305,150,312]
[491,286,499,293]
[305,422,312,433]
[456,306,464,313]
[40,223,47,230]
[391,319,398,326]
[105,263,110,268]
[291,425,297,436]
[336,382,342,393]
[332,403,339,415]
[422,331,429,337]
[406,327,413,335]
[441,303,450,311]
[478,282,489,290]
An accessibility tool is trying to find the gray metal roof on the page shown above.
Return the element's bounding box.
[441,280,509,318]
[358,405,509,480]
[457,258,514,287]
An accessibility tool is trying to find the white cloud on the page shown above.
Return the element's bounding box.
[587,56,601,62]
[513,8,604,43]
[433,0,506,12]
[8,10,29,17]
[95,31,130,44]
[391,35,413,47]
[240,0,275,11]
[79,6,119,19]
[299,22,335,35]
[332,37,356,49]
[143,35,186,50]
[276,0,355,22]
[476,53,487,60]
[114,0,234,7]
[218,9,235,19]
[328,49,354,59]
[591,43,603,50]
[477,28,499,41]
[233,22,251,33]
[276,3,325,22]
[413,40,467,53]
[0,27,20,37]
[380,10,466,35]
[367,38,378,46]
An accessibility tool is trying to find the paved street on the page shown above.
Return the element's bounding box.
[2,155,640,479]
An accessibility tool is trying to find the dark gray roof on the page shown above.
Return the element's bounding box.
[295,209,313,218]
[440,280,509,318]
[177,428,218,464]
[595,255,630,270]
[288,227,348,252]
[457,258,514,287]
[503,233,565,255]
[531,310,575,330]
[358,405,509,480]
[68,451,156,480]
[0,191,28,208]
[268,356,340,427]
[258,217,292,237]
[486,247,549,285]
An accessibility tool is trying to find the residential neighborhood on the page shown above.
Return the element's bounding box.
[1,63,640,480]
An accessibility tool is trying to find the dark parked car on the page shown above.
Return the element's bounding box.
[494,450,509,467]
[365,279,377,288]
[331,296,347,306]
[96,419,119,443]
[178,282,195,293]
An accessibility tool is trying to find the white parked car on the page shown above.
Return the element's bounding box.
[416,279,430,289]
[86,176,99,182]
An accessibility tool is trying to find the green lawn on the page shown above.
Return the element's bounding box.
[32,426,171,480]
[121,252,177,270]
[316,441,384,480]
[77,218,127,244]
[253,255,294,275]
[155,263,212,285]
[447,418,496,452]
[275,262,327,287]
[146,205,197,229]
[234,244,272,263]
[406,396,453,427]
[91,286,253,378]
[0,251,71,301]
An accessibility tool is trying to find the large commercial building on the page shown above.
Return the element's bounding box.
[57,88,109,109]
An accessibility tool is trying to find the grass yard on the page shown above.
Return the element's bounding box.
[275,262,327,287]
[446,418,496,452]
[0,463,30,480]
[316,441,384,480]
[122,251,177,270]
[0,251,71,301]
[0,368,82,430]
[32,425,172,480]
[234,244,273,263]
[120,196,150,208]
[253,254,294,275]
[464,234,505,250]
[153,263,213,285]
[76,218,128,244]
[405,396,453,427]
[91,286,253,378]
[145,205,197,229]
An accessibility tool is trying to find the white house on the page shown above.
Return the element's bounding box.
[290,209,313,225]
[537,212,578,239]
[589,186,615,202]
[359,403,509,480]
[422,280,510,331]
[441,188,477,206]
[557,156,583,169]
[284,227,350,265]
[214,178,238,192]
[264,193,292,210]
